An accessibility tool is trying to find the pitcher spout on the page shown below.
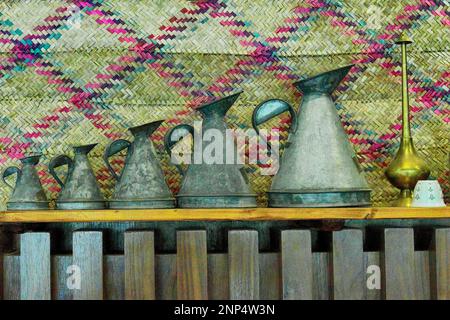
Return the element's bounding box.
[129,120,165,137]
[196,91,243,119]
[293,64,354,95]
[19,154,42,166]
[74,143,98,155]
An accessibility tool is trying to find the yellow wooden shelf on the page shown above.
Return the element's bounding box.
[0,206,448,223]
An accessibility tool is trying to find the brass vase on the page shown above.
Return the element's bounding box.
[385,33,430,207]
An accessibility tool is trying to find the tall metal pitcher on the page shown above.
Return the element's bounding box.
[165,92,257,208]
[104,120,175,209]
[253,65,371,207]
[49,144,105,210]
[2,154,49,210]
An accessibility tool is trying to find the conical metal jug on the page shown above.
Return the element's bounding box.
[2,154,50,210]
[253,65,371,207]
[104,120,175,209]
[165,92,257,208]
[49,144,106,210]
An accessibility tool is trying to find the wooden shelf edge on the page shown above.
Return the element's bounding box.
[0,206,448,223]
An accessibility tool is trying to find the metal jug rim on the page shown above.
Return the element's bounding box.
[73,143,98,154]
[293,64,354,94]
[195,91,244,119]
[19,154,42,165]
[128,120,165,136]
[196,90,243,111]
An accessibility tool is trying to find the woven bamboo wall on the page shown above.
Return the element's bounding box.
[0,0,448,209]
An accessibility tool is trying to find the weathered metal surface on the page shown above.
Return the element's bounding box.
[104,120,175,209]
[2,155,49,211]
[269,189,371,208]
[165,92,257,208]
[253,65,371,207]
[49,144,105,210]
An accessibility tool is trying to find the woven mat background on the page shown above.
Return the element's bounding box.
[0,0,448,209]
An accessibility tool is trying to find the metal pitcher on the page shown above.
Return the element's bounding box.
[49,144,106,210]
[165,92,257,208]
[2,154,50,210]
[104,120,175,209]
[253,65,371,207]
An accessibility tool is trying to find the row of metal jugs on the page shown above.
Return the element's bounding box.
[2,65,372,210]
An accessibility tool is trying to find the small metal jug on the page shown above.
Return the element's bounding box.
[2,154,50,210]
[49,144,105,210]
[165,92,257,208]
[253,65,371,207]
[104,120,175,209]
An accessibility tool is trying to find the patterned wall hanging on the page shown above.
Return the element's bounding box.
[0,0,448,209]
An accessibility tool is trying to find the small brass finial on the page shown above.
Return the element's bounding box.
[395,32,412,45]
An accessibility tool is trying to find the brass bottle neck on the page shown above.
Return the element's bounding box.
[400,43,411,142]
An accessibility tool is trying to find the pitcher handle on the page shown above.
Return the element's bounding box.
[104,139,131,181]
[2,166,21,189]
[49,155,74,188]
[164,124,194,176]
[252,99,297,156]
[252,99,298,135]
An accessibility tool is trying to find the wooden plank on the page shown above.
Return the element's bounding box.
[0,207,449,223]
[156,254,176,300]
[3,255,19,300]
[52,255,72,300]
[364,252,381,300]
[259,253,281,300]
[331,229,364,300]
[383,228,417,300]
[0,230,3,301]
[228,230,259,300]
[20,233,50,300]
[73,231,103,300]
[105,255,124,300]
[208,254,229,300]
[312,252,329,300]
[176,230,208,300]
[52,254,125,300]
[281,230,313,300]
[414,251,430,300]
[431,228,450,300]
[124,231,155,300]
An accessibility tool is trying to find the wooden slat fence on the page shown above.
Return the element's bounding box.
[2,228,449,300]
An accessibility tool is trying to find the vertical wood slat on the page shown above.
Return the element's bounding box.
[4,255,20,300]
[0,229,3,301]
[105,255,124,300]
[176,230,208,300]
[208,254,229,300]
[432,228,450,300]
[52,255,72,300]
[313,252,329,300]
[281,230,313,300]
[156,255,176,300]
[259,253,281,300]
[228,230,259,300]
[20,233,51,300]
[124,231,155,300]
[383,228,416,300]
[364,252,381,300]
[73,231,103,300]
[331,229,364,300]
[414,251,430,300]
